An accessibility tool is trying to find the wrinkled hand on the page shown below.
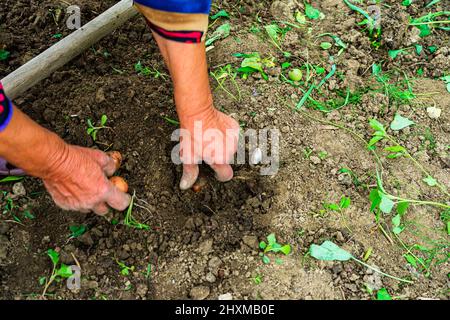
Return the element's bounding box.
[178,106,240,190]
[42,146,131,214]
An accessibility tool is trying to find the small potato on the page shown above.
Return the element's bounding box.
[110,176,129,193]
[107,151,123,171]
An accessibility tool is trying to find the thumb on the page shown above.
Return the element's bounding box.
[180,164,199,190]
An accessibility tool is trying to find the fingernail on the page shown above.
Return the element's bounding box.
[180,179,190,190]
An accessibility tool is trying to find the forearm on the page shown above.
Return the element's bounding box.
[0,104,67,179]
[153,34,215,119]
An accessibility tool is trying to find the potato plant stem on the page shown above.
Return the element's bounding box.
[352,257,414,283]
[384,135,450,198]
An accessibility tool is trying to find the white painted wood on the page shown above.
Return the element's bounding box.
[2,0,138,100]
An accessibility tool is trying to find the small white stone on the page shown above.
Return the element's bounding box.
[427,107,441,119]
[12,182,26,196]
[218,293,233,300]
[250,148,263,165]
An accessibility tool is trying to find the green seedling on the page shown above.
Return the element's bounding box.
[162,116,180,126]
[41,249,74,297]
[116,260,135,276]
[410,11,450,37]
[323,196,351,213]
[2,191,34,222]
[0,176,23,183]
[372,64,415,105]
[426,0,441,8]
[211,10,230,20]
[343,0,381,47]
[52,33,63,39]
[69,225,87,239]
[134,61,168,79]
[309,241,413,283]
[87,115,109,141]
[376,288,393,300]
[259,233,291,264]
[339,168,364,188]
[318,33,347,56]
[305,3,323,20]
[296,59,337,110]
[210,64,241,101]
[441,75,450,93]
[205,23,230,46]
[124,191,150,230]
[368,119,449,199]
[144,264,152,279]
[0,49,10,61]
[264,23,292,57]
[235,52,274,80]
[252,274,263,285]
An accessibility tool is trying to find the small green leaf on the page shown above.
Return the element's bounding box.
[56,264,73,278]
[305,3,322,20]
[101,115,108,126]
[39,276,47,286]
[281,62,292,69]
[295,11,307,24]
[393,226,404,235]
[259,241,267,250]
[280,245,291,255]
[388,49,405,59]
[397,202,409,215]
[0,176,24,183]
[392,214,401,227]
[309,241,353,261]
[402,0,412,6]
[404,254,417,268]
[0,50,10,61]
[369,189,382,212]
[205,23,231,46]
[390,114,415,131]
[384,146,406,153]
[275,258,284,265]
[377,288,393,300]
[340,196,351,209]
[47,249,60,266]
[262,255,270,264]
[267,233,277,245]
[320,42,332,50]
[380,194,395,214]
[210,10,230,20]
[69,225,87,238]
[415,44,423,55]
[428,45,437,53]
[423,176,437,187]
[369,119,386,134]
[368,135,384,148]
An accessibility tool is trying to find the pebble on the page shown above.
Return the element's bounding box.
[426,107,441,119]
[242,235,259,249]
[190,286,210,300]
[95,87,106,103]
[12,182,26,197]
[205,272,216,283]
[310,156,321,165]
[218,293,233,300]
[281,126,290,133]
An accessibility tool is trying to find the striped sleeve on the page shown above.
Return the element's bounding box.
[0,83,13,132]
[134,0,212,43]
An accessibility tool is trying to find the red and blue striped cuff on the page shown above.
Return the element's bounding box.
[0,83,13,132]
[134,0,212,15]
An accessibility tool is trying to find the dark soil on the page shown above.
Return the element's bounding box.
[0,0,449,300]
